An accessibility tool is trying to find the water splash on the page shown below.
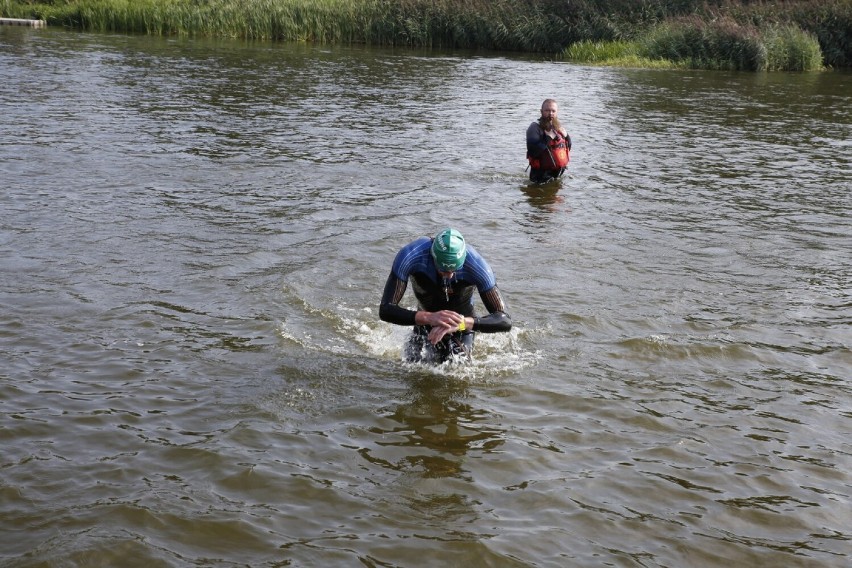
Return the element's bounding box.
[276,294,541,380]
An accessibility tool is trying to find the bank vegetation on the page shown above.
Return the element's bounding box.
[3,0,850,71]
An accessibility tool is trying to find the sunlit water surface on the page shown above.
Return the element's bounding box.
[1,26,850,568]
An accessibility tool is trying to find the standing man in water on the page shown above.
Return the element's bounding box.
[526,98,572,184]
[379,228,512,363]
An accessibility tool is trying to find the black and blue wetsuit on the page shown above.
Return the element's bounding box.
[379,237,512,363]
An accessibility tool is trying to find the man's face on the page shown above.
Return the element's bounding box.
[541,102,558,121]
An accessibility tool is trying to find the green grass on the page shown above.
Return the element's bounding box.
[2,0,847,70]
[561,40,686,69]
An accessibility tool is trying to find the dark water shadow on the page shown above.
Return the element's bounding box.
[369,375,506,480]
[520,179,564,212]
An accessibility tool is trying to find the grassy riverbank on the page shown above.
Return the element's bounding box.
[563,18,826,71]
[3,0,850,70]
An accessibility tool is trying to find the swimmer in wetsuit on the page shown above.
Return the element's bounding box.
[379,228,512,363]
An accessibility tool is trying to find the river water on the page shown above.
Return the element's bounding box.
[1,26,850,568]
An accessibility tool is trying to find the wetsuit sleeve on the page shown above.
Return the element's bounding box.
[473,286,512,333]
[564,132,572,151]
[526,122,546,158]
[379,272,417,326]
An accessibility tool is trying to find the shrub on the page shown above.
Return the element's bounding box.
[638,16,767,71]
[763,24,824,71]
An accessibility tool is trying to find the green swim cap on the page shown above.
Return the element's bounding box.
[431,228,467,272]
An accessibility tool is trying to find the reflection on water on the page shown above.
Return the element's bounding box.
[521,179,565,211]
[375,376,505,479]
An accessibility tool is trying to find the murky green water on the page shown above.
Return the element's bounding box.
[1,26,850,567]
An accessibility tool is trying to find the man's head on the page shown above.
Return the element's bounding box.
[541,98,558,118]
[539,99,561,131]
[431,228,467,274]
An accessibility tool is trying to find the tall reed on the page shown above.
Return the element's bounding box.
[3,0,849,69]
[763,24,824,71]
[637,16,769,71]
[4,0,565,50]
